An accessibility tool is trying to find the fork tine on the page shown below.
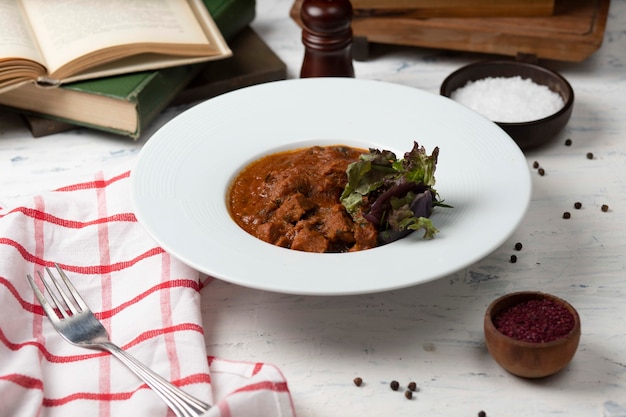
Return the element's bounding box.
[26,273,62,323]
[52,263,90,312]
[38,270,72,319]
[45,266,81,315]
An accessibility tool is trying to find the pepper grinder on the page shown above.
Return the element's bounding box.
[299,0,355,78]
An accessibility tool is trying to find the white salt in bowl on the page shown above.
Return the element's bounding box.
[440,60,574,150]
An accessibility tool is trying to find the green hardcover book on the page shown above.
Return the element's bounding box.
[0,0,256,139]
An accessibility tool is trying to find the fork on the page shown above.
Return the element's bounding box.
[26,263,211,417]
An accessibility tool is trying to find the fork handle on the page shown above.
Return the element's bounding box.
[99,342,211,417]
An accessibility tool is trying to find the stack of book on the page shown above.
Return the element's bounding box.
[0,0,287,139]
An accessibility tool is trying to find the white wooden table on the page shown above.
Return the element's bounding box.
[2,1,625,416]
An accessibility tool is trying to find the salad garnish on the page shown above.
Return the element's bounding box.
[340,141,446,245]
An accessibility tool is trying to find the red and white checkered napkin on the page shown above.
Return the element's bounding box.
[0,170,295,417]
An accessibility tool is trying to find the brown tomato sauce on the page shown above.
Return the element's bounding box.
[228,145,378,253]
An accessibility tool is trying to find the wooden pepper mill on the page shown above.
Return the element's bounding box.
[299,0,355,78]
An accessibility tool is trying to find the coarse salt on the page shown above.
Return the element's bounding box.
[451,76,564,123]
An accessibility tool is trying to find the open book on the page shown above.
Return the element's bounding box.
[0,0,232,93]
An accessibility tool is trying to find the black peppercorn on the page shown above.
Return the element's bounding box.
[586,152,594,159]
[514,242,523,251]
[510,254,517,263]
[478,411,487,417]
[601,204,609,212]
[390,380,399,391]
[565,138,572,146]
[538,168,545,176]
[532,161,539,169]
[574,202,582,209]
[407,381,417,391]
[563,212,571,219]
[353,377,363,387]
[404,390,413,400]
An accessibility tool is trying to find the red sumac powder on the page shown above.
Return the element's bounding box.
[494,298,575,343]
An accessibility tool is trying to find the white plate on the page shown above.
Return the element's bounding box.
[131,78,531,295]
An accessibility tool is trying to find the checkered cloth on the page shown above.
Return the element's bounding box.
[0,170,295,417]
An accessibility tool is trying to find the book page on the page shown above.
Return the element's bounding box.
[21,0,211,76]
[0,0,44,64]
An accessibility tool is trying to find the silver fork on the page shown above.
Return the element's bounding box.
[27,263,211,417]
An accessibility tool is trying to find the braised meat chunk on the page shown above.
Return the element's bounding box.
[229,145,378,253]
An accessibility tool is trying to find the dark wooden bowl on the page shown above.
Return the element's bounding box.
[484,291,581,378]
[440,60,574,150]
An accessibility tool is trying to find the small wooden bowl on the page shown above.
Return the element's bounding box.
[484,291,581,378]
[440,60,574,150]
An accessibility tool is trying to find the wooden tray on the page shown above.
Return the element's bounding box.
[350,0,555,18]
[290,0,610,62]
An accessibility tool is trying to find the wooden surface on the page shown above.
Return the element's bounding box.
[299,0,355,77]
[291,0,610,62]
[2,1,626,416]
[352,0,555,18]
